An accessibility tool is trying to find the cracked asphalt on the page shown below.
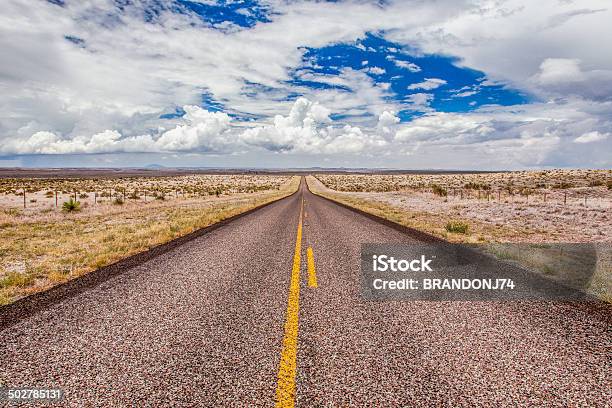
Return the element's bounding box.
[1,178,610,407]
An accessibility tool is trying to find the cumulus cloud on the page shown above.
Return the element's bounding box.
[1,107,232,154]
[574,131,609,143]
[239,97,385,154]
[377,111,400,137]
[408,78,447,90]
[154,107,232,152]
[531,58,612,100]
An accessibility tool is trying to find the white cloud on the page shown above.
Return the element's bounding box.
[452,90,478,97]
[377,110,400,136]
[574,131,609,143]
[530,58,612,100]
[365,66,386,75]
[386,0,612,102]
[155,107,232,152]
[238,97,384,154]
[378,111,400,127]
[394,112,493,143]
[406,93,434,111]
[408,78,447,90]
[533,58,585,84]
[1,0,611,168]
[1,106,232,154]
[390,58,422,72]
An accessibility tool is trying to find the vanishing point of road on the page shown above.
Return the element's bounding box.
[1,178,610,407]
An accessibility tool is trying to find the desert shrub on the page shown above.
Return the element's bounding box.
[463,182,491,190]
[79,193,89,198]
[113,196,124,205]
[128,191,140,199]
[431,184,448,197]
[3,208,21,216]
[62,198,81,212]
[445,221,469,234]
[553,182,573,189]
[607,180,612,190]
[45,191,54,198]
[588,179,604,187]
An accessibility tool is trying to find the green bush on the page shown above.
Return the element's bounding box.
[445,220,469,234]
[62,198,81,212]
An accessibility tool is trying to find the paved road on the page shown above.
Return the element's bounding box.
[1,178,610,407]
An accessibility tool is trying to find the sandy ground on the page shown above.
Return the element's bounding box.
[0,174,288,213]
[315,172,611,243]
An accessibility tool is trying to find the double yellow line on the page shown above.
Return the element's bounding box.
[275,197,317,408]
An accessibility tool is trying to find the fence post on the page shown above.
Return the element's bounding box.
[55,191,58,207]
[23,186,26,209]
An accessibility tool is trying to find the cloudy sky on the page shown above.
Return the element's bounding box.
[1,0,611,169]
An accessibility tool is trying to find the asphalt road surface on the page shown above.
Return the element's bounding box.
[1,178,610,407]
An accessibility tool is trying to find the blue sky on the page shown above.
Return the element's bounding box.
[0,0,611,169]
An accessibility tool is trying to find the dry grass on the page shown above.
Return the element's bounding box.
[313,171,611,243]
[0,175,299,305]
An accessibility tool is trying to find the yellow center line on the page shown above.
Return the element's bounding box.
[275,197,304,408]
[307,247,318,288]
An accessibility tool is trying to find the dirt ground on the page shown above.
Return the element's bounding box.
[315,171,611,243]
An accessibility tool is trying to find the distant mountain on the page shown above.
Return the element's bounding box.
[144,164,166,169]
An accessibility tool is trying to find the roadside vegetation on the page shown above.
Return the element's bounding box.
[0,175,299,305]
